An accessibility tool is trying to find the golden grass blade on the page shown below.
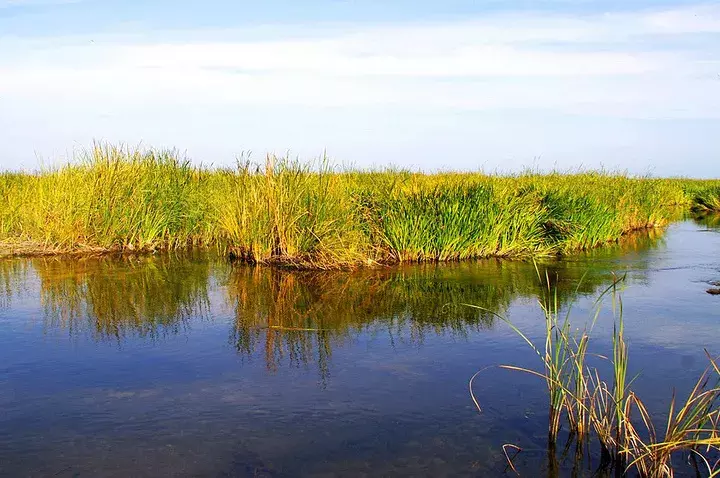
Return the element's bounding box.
[502,444,523,476]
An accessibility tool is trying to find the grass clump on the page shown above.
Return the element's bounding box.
[1,143,719,268]
[690,185,720,214]
[0,144,210,253]
[364,181,552,262]
[470,272,720,477]
[211,155,368,268]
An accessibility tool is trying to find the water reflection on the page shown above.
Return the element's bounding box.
[0,228,661,373]
[0,260,26,308]
[693,212,720,230]
[34,254,212,341]
[3,228,698,477]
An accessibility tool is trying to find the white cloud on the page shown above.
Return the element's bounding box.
[643,4,720,33]
[0,4,718,171]
[122,42,653,77]
[1,42,716,119]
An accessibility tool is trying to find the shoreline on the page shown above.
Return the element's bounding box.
[0,222,668,269]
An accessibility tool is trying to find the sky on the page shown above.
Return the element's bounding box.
[0,1,718,176]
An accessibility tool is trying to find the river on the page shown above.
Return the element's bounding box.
[1,220,718,477]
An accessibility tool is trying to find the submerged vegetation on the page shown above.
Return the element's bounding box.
[470,273,720,477]
[1,144,718,268]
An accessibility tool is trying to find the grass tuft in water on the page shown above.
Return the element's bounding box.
[470,272,720,477]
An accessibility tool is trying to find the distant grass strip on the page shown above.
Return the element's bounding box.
[0,144,718,268]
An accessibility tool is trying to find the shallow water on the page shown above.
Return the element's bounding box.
[0,221,718,477]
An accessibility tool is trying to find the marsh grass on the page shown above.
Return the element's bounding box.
[0,145,210,253]
[690,185,720,214]
[1,143,718,268]
[470,272,720,477]
[213,155,368,268]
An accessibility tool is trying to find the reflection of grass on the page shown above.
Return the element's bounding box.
[0,259,31,308]
[1,143,716,268]
[2,229,658,376]
[34,254,212,341]
[1,228,660,368]
[226,243,657,378]
[693,212,720,230]
[474,274,720,477]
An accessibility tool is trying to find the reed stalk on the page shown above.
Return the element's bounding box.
[471,272,720,477]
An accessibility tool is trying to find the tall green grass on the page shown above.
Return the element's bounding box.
[1,143,718,268]
[212,155,368,268]
[0,145,209,252]
[470,273,720,477]
[690,185,720,213]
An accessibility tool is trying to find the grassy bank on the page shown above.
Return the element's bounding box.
[1,144,718,268]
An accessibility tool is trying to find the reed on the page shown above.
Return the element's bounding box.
[472,273,720,477]
[621,358,720,477]
[1,143,718,268]
[690,185,720,213]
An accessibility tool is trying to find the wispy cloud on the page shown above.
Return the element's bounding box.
[2,6,718,117]
[0,3,718,171]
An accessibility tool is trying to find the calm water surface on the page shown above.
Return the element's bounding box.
[1,221,719,477]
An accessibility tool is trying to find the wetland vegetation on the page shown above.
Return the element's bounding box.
[1,143,719,268]
[1,145,719,476]
[471,273,720,477]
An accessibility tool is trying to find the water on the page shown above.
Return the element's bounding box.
[0,221,718,477]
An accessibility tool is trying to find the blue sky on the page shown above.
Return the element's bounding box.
[0,0,718,176]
